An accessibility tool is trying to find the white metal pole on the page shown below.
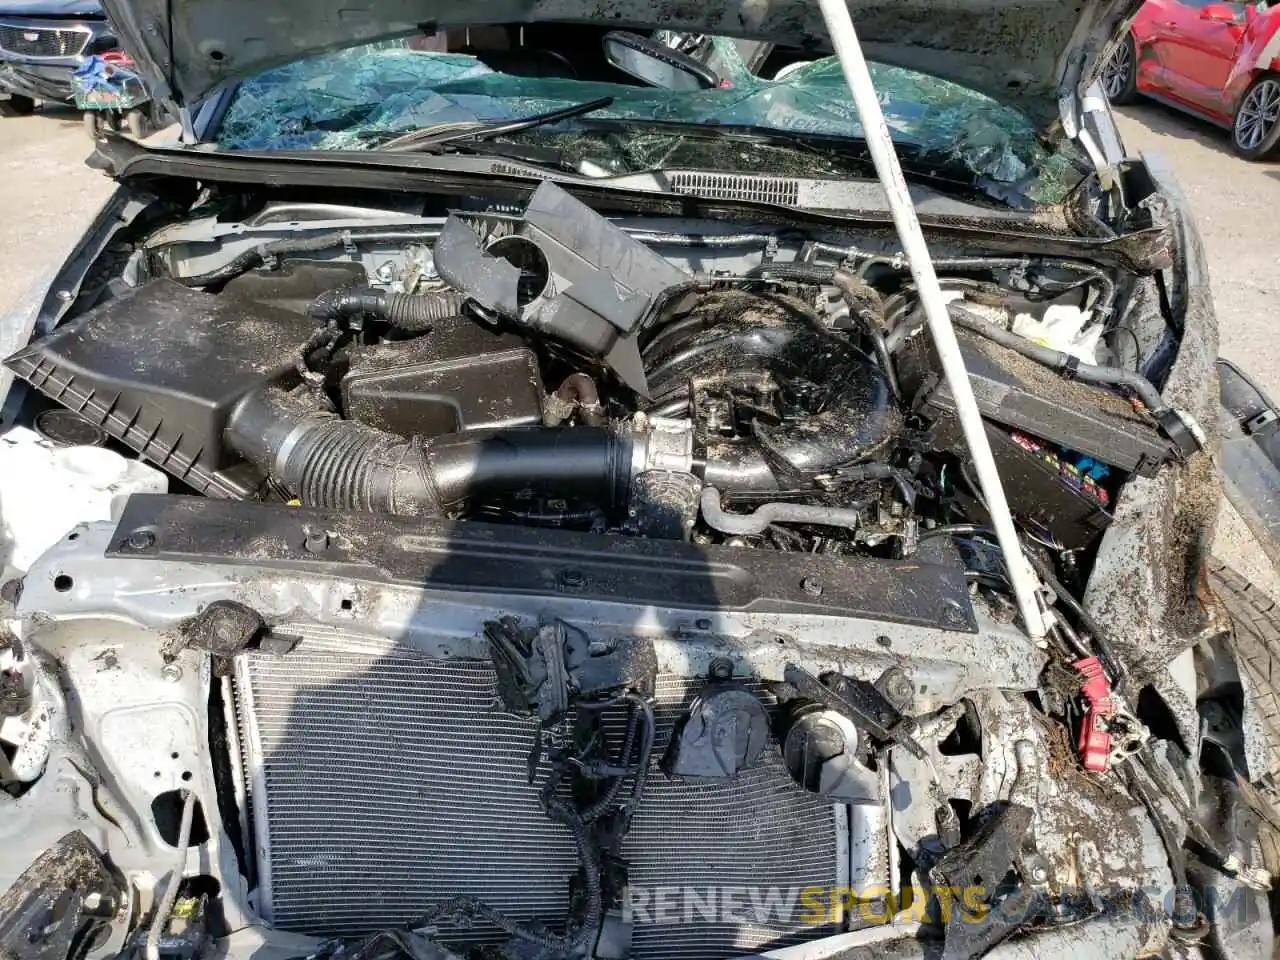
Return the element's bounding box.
[816,0,1048,638]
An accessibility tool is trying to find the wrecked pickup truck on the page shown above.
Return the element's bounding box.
[2,2,1280,960]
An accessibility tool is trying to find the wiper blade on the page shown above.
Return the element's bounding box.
[377,96,614,153]
[574,118,1031,207]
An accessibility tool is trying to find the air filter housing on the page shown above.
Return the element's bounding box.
[4,280,317,497]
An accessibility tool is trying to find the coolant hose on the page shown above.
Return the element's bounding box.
[699,487,867,536]
[831,268,902,402]
[856,255,1117,320]
[546,373,606,428]
[947,303,1167,413]
[226,388,631,516]
[309,286,467,333]
[745,261,836,284]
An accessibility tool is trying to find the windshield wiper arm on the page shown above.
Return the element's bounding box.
[378,96,614,153]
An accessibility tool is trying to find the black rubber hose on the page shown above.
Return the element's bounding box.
[309,286,467,333]
[948,303,1168,414]
[745,261,835,284]
[226,388,632,517]
[828,460,916,506]
[930,521,1126,683]
[1020,543,1126,687]
[546,373,606,428]
[856,255,1117,320]
[832,269,902,403]
[174,233,352,288]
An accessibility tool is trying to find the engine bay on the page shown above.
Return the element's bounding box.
[4,182,1196,564]
[0,177,1259,960]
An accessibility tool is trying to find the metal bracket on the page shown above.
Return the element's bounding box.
[1245,408,1278,435]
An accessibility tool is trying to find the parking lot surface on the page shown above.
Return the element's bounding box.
[1,99,1277,593]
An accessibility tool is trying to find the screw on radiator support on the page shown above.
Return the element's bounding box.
[560,569,585,588]
[801,576,824,598]
[709,657,734,680]
[161,663,183,683]
[877,668,913,709]
[124,529,156,551]
[302,528,331,553]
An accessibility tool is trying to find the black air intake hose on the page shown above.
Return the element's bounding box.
[226,388,631,516]
[309,286,468,333]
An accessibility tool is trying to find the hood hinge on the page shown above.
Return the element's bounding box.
[1060,82,1125,193]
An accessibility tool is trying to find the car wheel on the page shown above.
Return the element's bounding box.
[1210,560,1280,891]
[1233,74,1280,159]
[1102,34,1139,106]
[1209,561,1280,781]
[0,94,35,117]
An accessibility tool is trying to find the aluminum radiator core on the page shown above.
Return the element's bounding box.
[234,637,844,959]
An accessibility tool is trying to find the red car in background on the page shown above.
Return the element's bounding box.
[1105,0,1280,157]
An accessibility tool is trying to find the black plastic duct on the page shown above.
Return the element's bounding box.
[226,388,632,516]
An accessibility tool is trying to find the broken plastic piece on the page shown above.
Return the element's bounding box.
[0,831,122,960]
[485,617,657,727]
[929,803,1036,960]
[1010,303,1101,367]
[170,600,265,659]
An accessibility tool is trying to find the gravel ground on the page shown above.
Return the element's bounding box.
[0,98,1278,595]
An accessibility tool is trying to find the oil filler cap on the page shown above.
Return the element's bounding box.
[661,686,769,779]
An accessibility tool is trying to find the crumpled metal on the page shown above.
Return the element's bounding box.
[216,37,1082,201]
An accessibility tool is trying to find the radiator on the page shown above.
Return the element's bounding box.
[234,637,844,960]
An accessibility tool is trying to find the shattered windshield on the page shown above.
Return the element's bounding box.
[215,35,1087,208]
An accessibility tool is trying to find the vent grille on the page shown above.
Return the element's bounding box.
[0,24,88,58]
[235,641,842,959]
[668,172,801,207]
